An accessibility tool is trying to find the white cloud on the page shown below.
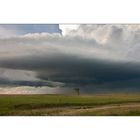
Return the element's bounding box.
[0,27,17,38]
[59,24,79,35]
[4,25,140,61]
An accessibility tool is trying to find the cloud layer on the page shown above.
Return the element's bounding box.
[1,24,140,92]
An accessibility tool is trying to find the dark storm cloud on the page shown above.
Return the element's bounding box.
[0,51,140,89]
[36,59,140,88]
[0,77,62,87]
[0,25,140,91]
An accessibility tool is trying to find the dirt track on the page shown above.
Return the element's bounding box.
[55,103,140,115]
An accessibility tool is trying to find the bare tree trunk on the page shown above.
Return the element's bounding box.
[74,88,80,96]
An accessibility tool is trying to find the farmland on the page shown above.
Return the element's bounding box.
[1,93,140,116]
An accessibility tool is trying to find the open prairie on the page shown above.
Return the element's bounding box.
[1,94,140,116]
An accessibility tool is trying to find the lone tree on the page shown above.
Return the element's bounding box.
[74,88,80,96]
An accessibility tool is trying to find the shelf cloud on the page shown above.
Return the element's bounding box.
[0,24,140,93]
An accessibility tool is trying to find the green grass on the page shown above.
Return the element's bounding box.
[1,93,140,115]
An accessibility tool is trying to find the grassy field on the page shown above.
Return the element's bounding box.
[1,93,140,116]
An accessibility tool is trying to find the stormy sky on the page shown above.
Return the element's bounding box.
[1,24,140,94]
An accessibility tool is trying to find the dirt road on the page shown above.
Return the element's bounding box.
[55,103,140,115]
